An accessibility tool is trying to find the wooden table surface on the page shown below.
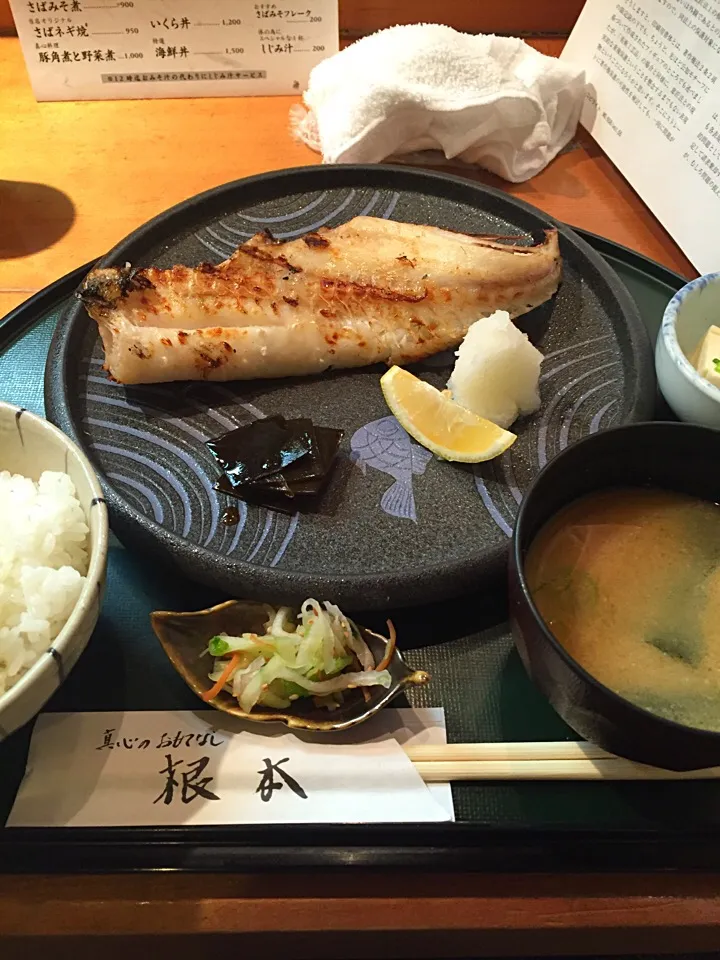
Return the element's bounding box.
[0,33,715,958]
[0,34,696,326]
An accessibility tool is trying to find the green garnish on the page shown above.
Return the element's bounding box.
[204,601,394,714]
[713,358,720,374]
[279,680,313,699]
[646,632,701,667]
[208,636,230,657]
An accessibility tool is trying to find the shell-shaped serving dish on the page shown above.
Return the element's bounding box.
[151,600,430,732]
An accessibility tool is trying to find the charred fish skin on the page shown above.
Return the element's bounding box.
[79,216,561,385]
[79,264,154,315]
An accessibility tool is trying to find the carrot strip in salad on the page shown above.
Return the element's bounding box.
[374,620,397,672]
[203,600,393,713]
[202,652,242,701]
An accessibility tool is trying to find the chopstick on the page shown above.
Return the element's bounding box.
[406,742,613,762]
[403,741,720,781]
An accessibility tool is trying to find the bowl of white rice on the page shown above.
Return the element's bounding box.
[0,401,108,740]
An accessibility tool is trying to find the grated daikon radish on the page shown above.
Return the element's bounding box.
[447,310,543,429]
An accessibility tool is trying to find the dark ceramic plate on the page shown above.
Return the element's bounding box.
[45,164,655,610]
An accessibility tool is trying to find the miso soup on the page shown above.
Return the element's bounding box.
[525,488,720,732]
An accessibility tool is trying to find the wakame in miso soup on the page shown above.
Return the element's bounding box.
[525,488,720,732]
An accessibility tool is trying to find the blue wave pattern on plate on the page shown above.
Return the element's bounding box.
[195,187,399,259]
[80,187,401,566]
[348,331,622,528]
[197,189,622,534]
[78,183,626,552]
[38,166,655,605]
[80,357,301,566]
[473,333,621,536]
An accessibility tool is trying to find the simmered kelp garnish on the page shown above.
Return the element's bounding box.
[207,416,343,510]
[206,415,313,487]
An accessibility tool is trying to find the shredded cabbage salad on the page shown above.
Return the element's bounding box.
[202,598,394,712]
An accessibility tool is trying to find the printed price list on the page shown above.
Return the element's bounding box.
[10,0,338,100]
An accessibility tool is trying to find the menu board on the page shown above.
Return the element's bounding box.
[8,0,338,101]
[561,0,720,275]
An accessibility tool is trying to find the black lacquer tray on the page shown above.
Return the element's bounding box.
[1,213,706,874]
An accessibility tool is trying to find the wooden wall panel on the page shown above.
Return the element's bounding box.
[340,0,585,36]
[0,0,584,38]
[0,0,13,35]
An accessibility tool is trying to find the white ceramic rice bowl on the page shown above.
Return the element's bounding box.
[0,402,108,740]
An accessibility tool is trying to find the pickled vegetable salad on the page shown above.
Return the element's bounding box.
[202,599,394,712]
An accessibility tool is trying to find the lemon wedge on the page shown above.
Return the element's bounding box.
[380,365,517,462]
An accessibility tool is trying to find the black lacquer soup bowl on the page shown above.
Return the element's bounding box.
[509,421,720,772]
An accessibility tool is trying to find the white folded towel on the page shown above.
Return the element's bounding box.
[291,24,586,183]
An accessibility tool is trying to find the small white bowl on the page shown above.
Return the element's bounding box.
[0,402,108,741]
[656,272,720,427]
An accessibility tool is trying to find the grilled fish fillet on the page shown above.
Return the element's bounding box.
[80,216,561,385]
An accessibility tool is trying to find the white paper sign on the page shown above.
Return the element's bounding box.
[7,708,453,827]
[9,0,338,101]
[561,0,720,276]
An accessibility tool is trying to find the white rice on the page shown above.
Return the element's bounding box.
[0,471,89,695]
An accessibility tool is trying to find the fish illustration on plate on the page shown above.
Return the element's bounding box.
[350,416,433,522]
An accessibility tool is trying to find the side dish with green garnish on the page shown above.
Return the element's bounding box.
[201,598,395,712]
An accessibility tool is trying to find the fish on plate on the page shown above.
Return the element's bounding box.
[79,216,562,385]
[350,416,433,522]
